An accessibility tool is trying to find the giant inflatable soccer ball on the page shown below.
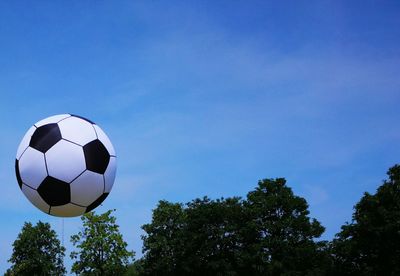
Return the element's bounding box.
[15,114,116,217]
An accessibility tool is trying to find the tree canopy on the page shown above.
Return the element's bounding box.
[70,209,134,275]
[8,165,400,275]
[331,165,400,275]
[140,178,326,275]
[242,178,327,275]
[6,221,65,276]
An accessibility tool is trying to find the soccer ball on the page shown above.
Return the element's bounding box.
[15,114,116,217]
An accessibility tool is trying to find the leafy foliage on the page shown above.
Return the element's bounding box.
[331,165,400,275]
[70,209,134,275]
[9,165,400,275]
[6,221,65,275]
[124,260,144,276]
[140,178,326,275]
[242,178,326,275]
[140,200,186,275]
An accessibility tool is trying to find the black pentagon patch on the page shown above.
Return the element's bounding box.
[86,193,109,213]
[71,114,95,124]
[83,140,110,174]
[15,159,23,189]
[38,176,70,206]
[30,124,62,153]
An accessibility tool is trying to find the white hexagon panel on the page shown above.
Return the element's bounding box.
[70,171,104,206]
[50,203,87,217]
[58,116,97,146]
[16,125,36,160]
[104,157,117,193]
[15,114,117,217]
[93,124,116,156]
[18,147,47,189]
[21,184,50,213]
[34,114,71,128]
[45,140,86,183]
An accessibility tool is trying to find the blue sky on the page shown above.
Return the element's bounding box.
[1,0,400,273]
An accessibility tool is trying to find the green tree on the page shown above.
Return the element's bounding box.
[141,197,245,275]
[140,200,186,275]
[242,178,327,275]
[331,165,400,275]
[70,209,134,275]
[182,197,244,275]
[6,221,66,275]
[124,260,144,276]
[140,178,327,275]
